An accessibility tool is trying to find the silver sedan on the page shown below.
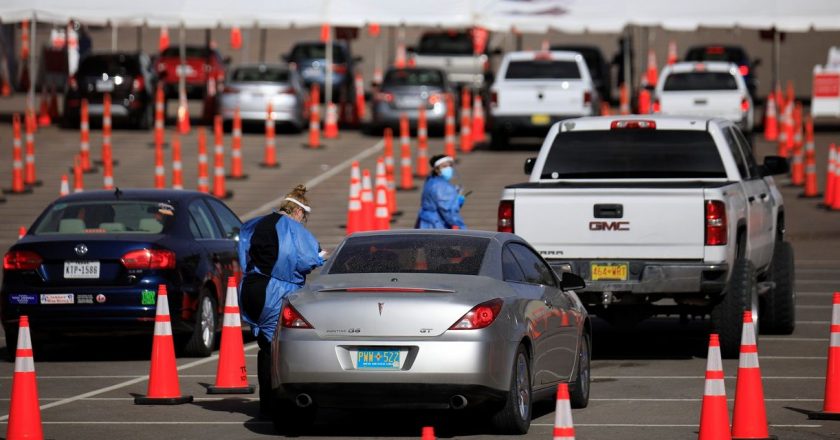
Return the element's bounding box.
[219,63,306,131]
[371,67,452,133]
[269,229,591,434]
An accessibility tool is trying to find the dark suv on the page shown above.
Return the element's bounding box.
[64,52,157,129]
[684,45,760,97]
[284,41,359,102]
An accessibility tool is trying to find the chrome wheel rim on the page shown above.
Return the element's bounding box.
[200,296,215,348]
[579,336,591,400]
[515,353,530,421]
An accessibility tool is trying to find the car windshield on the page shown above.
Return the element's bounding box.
[78,55,140,76]
[160,47,213,58]
[663,72,738,91]
[328,235,490,275]
[231,66,289,83]
[32,201,176,234]
[383,69,444,87]
[418,33,473,55]
[505,60,581,80]
[541,130,726,179]
[685,47,746,64]
[290,44,347,63]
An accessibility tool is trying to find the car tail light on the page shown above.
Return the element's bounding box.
[449,298,503,330]
[491,90,498,107]
[281,302,313,329]
[498,200,514,233]
[121,249,176,269]
[653,99,661,113]
[3,250,42,271]
[132,78,144,93]
[741,97,750,112]
[583,90,592,105]
[428,93,443,105]
[375,92,394,103]
[68,76,78,91]
[705,200,727,246]
[739,65,749,76]
[611,120,656,129]
[333,64,348,74]
[278,87,295,95]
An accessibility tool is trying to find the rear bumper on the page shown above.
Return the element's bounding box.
[371,103,446,128]
[274,383,506,410]
[491,113,589,135]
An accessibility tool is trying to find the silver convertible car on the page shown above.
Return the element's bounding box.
[269,230,591,434]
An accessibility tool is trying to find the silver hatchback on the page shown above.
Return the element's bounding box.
[371,67,452,132]
[219,64,306,131]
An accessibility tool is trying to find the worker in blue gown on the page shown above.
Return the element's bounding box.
[237,184,324,418]
[415,154,467,229]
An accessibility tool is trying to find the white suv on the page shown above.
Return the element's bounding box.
[655,62,754,133]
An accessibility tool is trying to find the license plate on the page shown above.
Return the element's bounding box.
[95,80,114,92]
[357,349,401,370]
[175,65,196,77]
[590,262,629,281]
[398,97,422,108]
[531,114,550,125]
[64,261,100,279]
[40,293,74,305]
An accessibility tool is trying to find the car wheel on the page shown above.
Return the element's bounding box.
[492,344,532,434]
[183,289,218,357]
[760,240,796,335]
[568,331,591,409]
[3,327,18,362]
[272,399,317,435]
[711,257,757,359]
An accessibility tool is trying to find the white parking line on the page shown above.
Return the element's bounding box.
[0,343,259,421]
[532,423,822,428]
[589,398,821,402]
[0,421,272,425]
[594,376,822,379]
[796,305,832,309]
[797,291,837,296]
[242,139,384,220]
[797,280,840,285]
[0,397,259,401]
[797,269,840,274]
[796,321,830,325]
[762,337,828,342]
[0,374,255,380]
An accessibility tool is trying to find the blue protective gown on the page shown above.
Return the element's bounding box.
[415,175,467,229]
[237,213,323,341]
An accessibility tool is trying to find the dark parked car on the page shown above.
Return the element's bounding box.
[63,52,157,129]
[684,45,760,97]
[551,45,612,103]
[1,189,243,358]
[283,41,360,102]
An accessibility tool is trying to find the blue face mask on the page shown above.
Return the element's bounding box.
[439,167,454,181]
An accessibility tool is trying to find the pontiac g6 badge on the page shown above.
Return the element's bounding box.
[378,302,384,316]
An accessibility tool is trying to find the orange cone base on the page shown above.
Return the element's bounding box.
[3,187,33,195]
[207,384,255,394]
[226,173,249,180]
[806,410,840,420]
[259,162,280,169]
[25,180,43,187]
[303,142,324,150]
[798,192,822,199]
[732,436,777,440]
[134,394,194,405]
[94,159,120,167]
[213,190,234,200]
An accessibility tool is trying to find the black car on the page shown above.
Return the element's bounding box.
[283,41,360,102]
[551,45,612,103]
[684,45,760,97]
[1,189,242,358]
[63,52,157,129]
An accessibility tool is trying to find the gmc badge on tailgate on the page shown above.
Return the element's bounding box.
[589,221,630,231]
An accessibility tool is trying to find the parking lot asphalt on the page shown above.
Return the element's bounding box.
[0,94,838,439]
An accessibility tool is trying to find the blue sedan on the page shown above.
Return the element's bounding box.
[1,189,243,358]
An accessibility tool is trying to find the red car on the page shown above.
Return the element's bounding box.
[156,46,228,99]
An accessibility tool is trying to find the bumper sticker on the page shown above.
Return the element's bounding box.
[141,289,156,305]
[9,294,37,305]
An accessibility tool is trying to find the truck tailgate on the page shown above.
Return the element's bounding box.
[495,81,587,115]
[513,187,706,259]
[660,91,743,121]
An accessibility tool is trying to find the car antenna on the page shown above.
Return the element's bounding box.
[114,187,122,198]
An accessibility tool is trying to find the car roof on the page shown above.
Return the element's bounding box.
[384,66,446,75]
[347,228,514,241]
[666,61,740,74]
[231,63,289,70]
[504,50,584,62]
[54,189,208,203]
[550,45,605,56]
[554,115,732,132]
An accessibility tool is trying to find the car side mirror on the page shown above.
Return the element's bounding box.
[524,157,536,175]
[560,272,585,291]
[761,155,789,176]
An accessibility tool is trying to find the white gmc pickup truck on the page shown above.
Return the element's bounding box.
[498,116,794,357]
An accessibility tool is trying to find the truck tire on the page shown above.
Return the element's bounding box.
[760,241,796,335]
[711,258,757,359]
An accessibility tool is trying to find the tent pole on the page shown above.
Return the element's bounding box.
[623,26,631,99]
[259,27,266,63]
[28,14,36,111]
[325,25,333,106]
[773,28,781,91]
[112,22,118,51]
[179,22,186,110]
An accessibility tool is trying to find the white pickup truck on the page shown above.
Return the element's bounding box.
[489,50,597,148]
[409,30,492,90]
[498,116,794,357]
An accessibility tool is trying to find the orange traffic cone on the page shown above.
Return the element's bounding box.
[421,426,436,440]
[154,134,166,189]
[638,88,651,114]
[197,128,210,193]
[646,48,658,87]
[18,226,26,239]
[228,108,247,179]
[324,102,339,139]
[600,101,611,116]
[472,93,486,144]
[782,100,795,157]
[399,117,416,191]
[460,87,473,153]
[831,155,840,212]
[699,334,732,440]
[374,158,391,230]
[382,128,398,213]
[6,113,30,194]
[73,155,84,193]
[791,105,805,186]
[801,115,819,198]
[444,95,457,160]
[102,93,114,190]
[171,134,184,190]
[177,94,190,134]
[824,144,837,209]
[6,316,44,440]
[59,174,70,197]
[553,383,576,440]
[346,161,362,235]
[375,157,392,221]
[79,99,94,173]
[308,85,322,148]
[807,292,840,419]
[395,41,407,68]
[208,277,255,394]
[24,110,41,187]
[154,85,165,150]
[731,311,771,440]
[354,71,366,122]
[135,284,194,405]
[37,86,51,127]
[416,106,429,178]
[667,40,678,65]
[763,93,778,141]
[360,169,375,231]
[159,26,170,52]
[261,103,279,168]
[619,83,630,115]
[212,115,232,199]
[0,75,11,97]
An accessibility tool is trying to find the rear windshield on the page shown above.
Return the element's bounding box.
[33,201,176,235]
[78,55,140,76]
[289,44,347,63]
[160,47,213,58]
[231,66,289,83]
[418,33,473,55]
[328,235,489,275]
[383,69,444,87]
[542,130,726,179]
[685,47,746,64]
[663,72,738,91]
[505,60,581,80]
